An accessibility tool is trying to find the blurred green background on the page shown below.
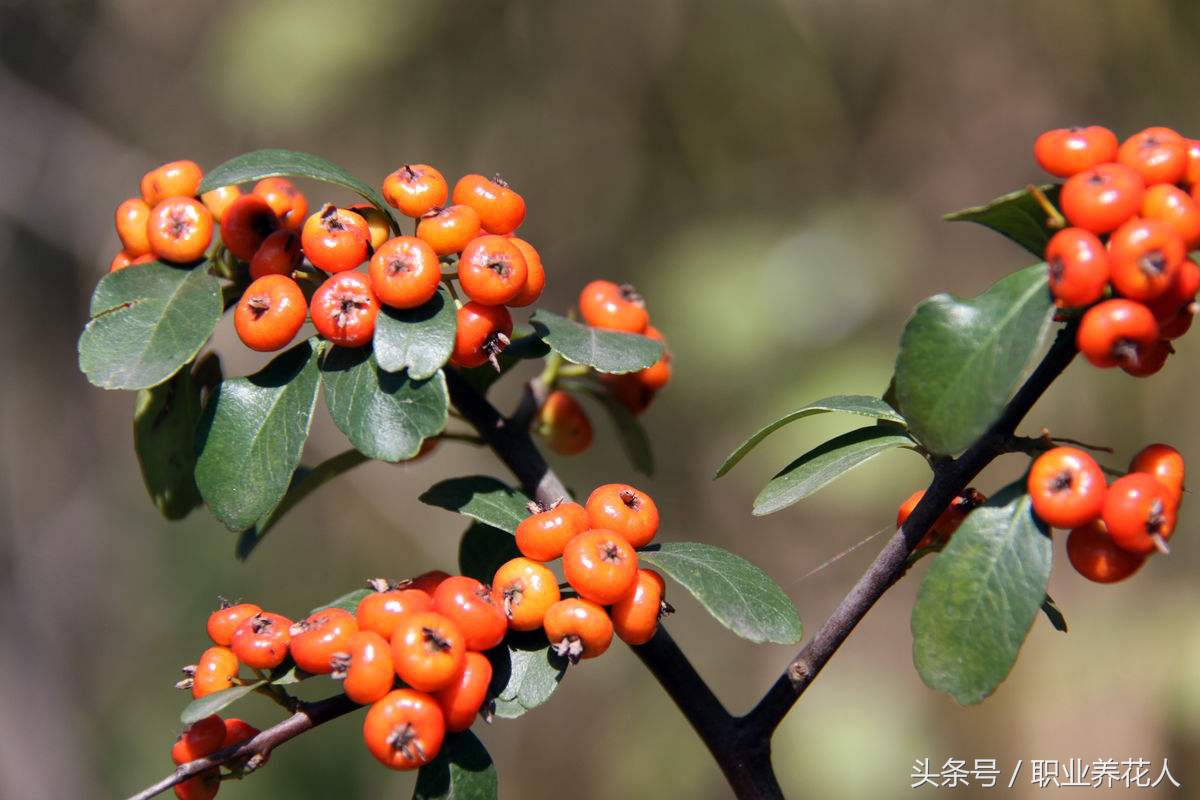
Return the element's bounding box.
[4,0,1200,797]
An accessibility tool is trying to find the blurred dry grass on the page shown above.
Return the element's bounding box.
[3,1,1200,797]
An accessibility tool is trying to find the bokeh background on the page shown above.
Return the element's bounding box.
[4,1,1200,797]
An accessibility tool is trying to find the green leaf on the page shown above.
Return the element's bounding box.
[752,424,916,516]
[1040,594,1068,634]
[569,383,654,475]
[79,261,222,390]
[314,588,373,615]
[195,339,322,531]
[458,522,520,583]
[944,184,1061,258]
[894,264,1054,456]
[715,394,907,479]
[419,476,531,534]
[530,310,662,374]
[413,730,498,800]
[199,148,398,231]
[321,348,448,462]
[911,484,1052,705]
[374,286,457,380]
[180,681,264,724]
[639,542,802,645]
[487,630,567,719]
[133,364,203,519]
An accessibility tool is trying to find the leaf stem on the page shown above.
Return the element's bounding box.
[1027,184,1066,230]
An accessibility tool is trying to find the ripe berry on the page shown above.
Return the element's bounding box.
[457,234,529,305]
[189,646,239,699]
[507,238,546,307]
[1076,299,1159,369]
[1107,218,1184,301]
[208,601,263,646]
[1066,520,1146,584]
[200,185,242,220]
[586,483,659,549]
[450,301,512,369]
[1060,163,1146,234]
[432,576,507,652]
[579,279,649,333]
[115,197,152,256]
[302,204,371,273]
[1103,472,1177,555]
[1129,443,1185,500]
[221,718,259,749]
[1187,139,1200,187]
[249,229,302,280]
[1120,338,1170,378]
[1044,227,1110,308]
[356,585,434,640]
[563,529,639,605]
[363,689,445,770]
[310,271,379,347]
[417,204,481,256]
[452,174,526,234]
[369,236,441,309]
[349,204,392,250]
[603,372,657,416]
[230,611,293,669]
[235,275,308,352]
[896,488,986,549]
[1033,126,1118,177]
[434,651,493,732]
[1160,308,1195,339]
[1141,184,1200,249]
[491,557,561,631]
[147,197,213,263]
[1027,447,1107,529]
[253,177,308,232]
[390,611,466,692]
[515,500,591,562]
[173,771,220,800]
[289,607,359,675]
[543,598,613,663]
[636,326,672,391]
[538,390,593,456]
[110,250,155,272]
[383,165,448,219]
[1146,257,1200,325]
[1117,126,1188,186]
[409,570,451,596]
[332,630,395,705]
[610,568,667,646]
[141,159,203,206]
[220,195,280,262]
[173,714,226,764]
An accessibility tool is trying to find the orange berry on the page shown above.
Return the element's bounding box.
[147,197,213,263]
[220,194,280,262]
[515,500,591,562]
[434,651,493,732]
[249,229,302,280]
[507,237,546,307]
[579,279,649,333]
[417,204,481,256]
[253,177,308,232]
[610,569,666,645]
[543,598,613,662]
[310,271,379,348]
[363,689,445,770]
[538,390,593,456]
[383,164,448,219]
[452,174,526,234]
[200,185,242,219]
[301,204,371,273]
[491,557,560,631]
[234,275,308,353]
[115,197,152,256]
[586,483,659,549]
[141,159,203,206]
[562,529,639,605]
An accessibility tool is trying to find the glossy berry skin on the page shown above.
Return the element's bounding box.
[1067,521,1146,584]
[1044,227,1110,308]
[290,608,358,675]
[1120,338,1170,378]
[1147,257,1200,324]
[356,588,434,640]
[515,500,591,562]
[191,646,239,699]
[1117,126,1188,186]
[637,326,671,391]
[1027,447,1107,529]
[1060,163,1146,235]
[417,204,481,256]
[253,177,308,232]
[1103,473,1177,555]
[230,611,293,669]
[538,390,593,456]
[1160,308,1195,340]
[1076,299,1159,369]
[434,651,493,732]
[115,197,152,256]
[147,197,213,263]
[349,204,392,250]
[141,159,203,206]
[491,557,561,631]
[363,689,445,770]
[173,771,220,800]
[368,236,441,309]
[432,577,508,652]
[563,529,639,605]
[1107,218,1184,301]
[207,602,262,646]
[586,483,659,549]
[249,229,302,280]
[452,174,526,235]
[1129,443,1185,500]
[302,205,371,273]
[610,569,666,646]
[109,250,156,272]
[543,598,613,662]
[335,630,395,705]
[1187,139,1200,186]
[200,185,242,220]
[1141,184,1200,249]
[1033,126,1118,177]
[450,302,512,369]
[173,715,226,764]
[310,272,379,347]
[507,238,546,307]
[220,195,280,262]
[579,279,649,333]
[235,275,308,352]
[390,611,466,692]
[221,718,259,749]
[457,235,529,305]
[383,165,448,219]
[409,570,451,596]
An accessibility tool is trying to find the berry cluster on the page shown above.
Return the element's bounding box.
[111,160,215,271]
[1028,443,1185,583]
[580,280,672,415]
[1034,126,1200,376]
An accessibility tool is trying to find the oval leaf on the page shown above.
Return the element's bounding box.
[419,476,531,534]
[638,542,802,644]
[134,364,203,519]
[487,630,567,719]
[79,261,222,390]
[180,681,264,724]
[414,730,498,800]
[321,348,448,462]
[530,310,661,374]
[752,424,915,516]
[911,483,1052,705]
[894,264,1054,456]
[944,184,1061,258]
[568,382,654,475]
[458,522,520,584]
[716,394,907,479]
[195,339,322,531]
[374,286,457,380]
